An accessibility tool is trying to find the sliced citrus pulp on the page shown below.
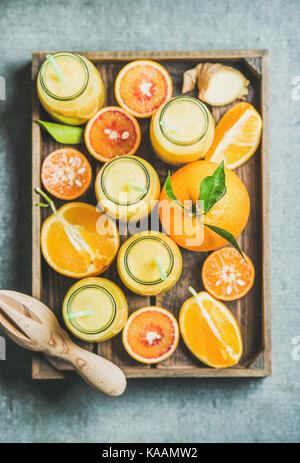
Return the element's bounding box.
[179,290,243,368]
[41,202,119,278]
[115,60,173,118]
[41,148,92,200]
[205,102,262,169]
[202,247,255,301]
[122,307,179,364]
[85,106,141,162]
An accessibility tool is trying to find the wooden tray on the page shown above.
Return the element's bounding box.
[31,50,271,379]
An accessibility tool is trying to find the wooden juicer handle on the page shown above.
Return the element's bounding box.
[0,291,127,397]
[62,341,127,396]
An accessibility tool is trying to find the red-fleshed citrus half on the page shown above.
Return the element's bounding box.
[85,106,141,162]
[122,306,179,364]
[115,60,173,118]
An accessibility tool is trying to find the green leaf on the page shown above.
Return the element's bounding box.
[164,171,178,202]
[199,161,226,213]
[164,171,185,208]
[37,120,84,144]
[204,223,245,260]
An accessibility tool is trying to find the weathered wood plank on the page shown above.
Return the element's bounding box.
[31,51,271,379]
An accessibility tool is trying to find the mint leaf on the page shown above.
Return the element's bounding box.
[204,224,245,259]
[199,161,226,213]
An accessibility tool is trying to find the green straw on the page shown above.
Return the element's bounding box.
[127,183,148,195]
[155,257,167,281]
[66,309,93,320]
[46,54,66,83]
[160,119,183,133]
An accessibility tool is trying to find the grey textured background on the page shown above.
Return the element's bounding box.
[0,0,299,443]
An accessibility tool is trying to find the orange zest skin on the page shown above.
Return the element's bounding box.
[205,102,262,169]
[202,247,255,301]
[179,291,243,368]
[122,307,179,364]
[159,161,250,252]
[115,60,173,118]
[41,148,92,200]
[41,202,119,278]
[85,106,141,162]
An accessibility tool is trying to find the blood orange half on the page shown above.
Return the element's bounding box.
[115,60,173,118]
[41,148,92,200]
[85,106,141,162]
[122,306,179,364]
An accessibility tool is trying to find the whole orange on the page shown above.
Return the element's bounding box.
[159,161,250,252]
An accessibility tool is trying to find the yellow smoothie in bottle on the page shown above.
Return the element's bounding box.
[117,231,182,296]
[150,96,215,165]
[37,52,105,125]
[62,278,128,342]
[95,155,160,221]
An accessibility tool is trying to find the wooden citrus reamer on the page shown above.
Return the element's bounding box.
[0,290,127,396]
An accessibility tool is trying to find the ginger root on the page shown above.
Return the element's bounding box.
[182,63,249,106]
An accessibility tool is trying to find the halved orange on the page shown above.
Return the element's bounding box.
[41,148,92,200]
[85,106,141,162]
[205,102,262,169]
[115,60,173,118]
[41,202,119,278]
[122,307,179,364]
[202,247,255,301]
[179,290,243,368]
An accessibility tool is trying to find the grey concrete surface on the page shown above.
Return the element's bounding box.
[0,0,299,443]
